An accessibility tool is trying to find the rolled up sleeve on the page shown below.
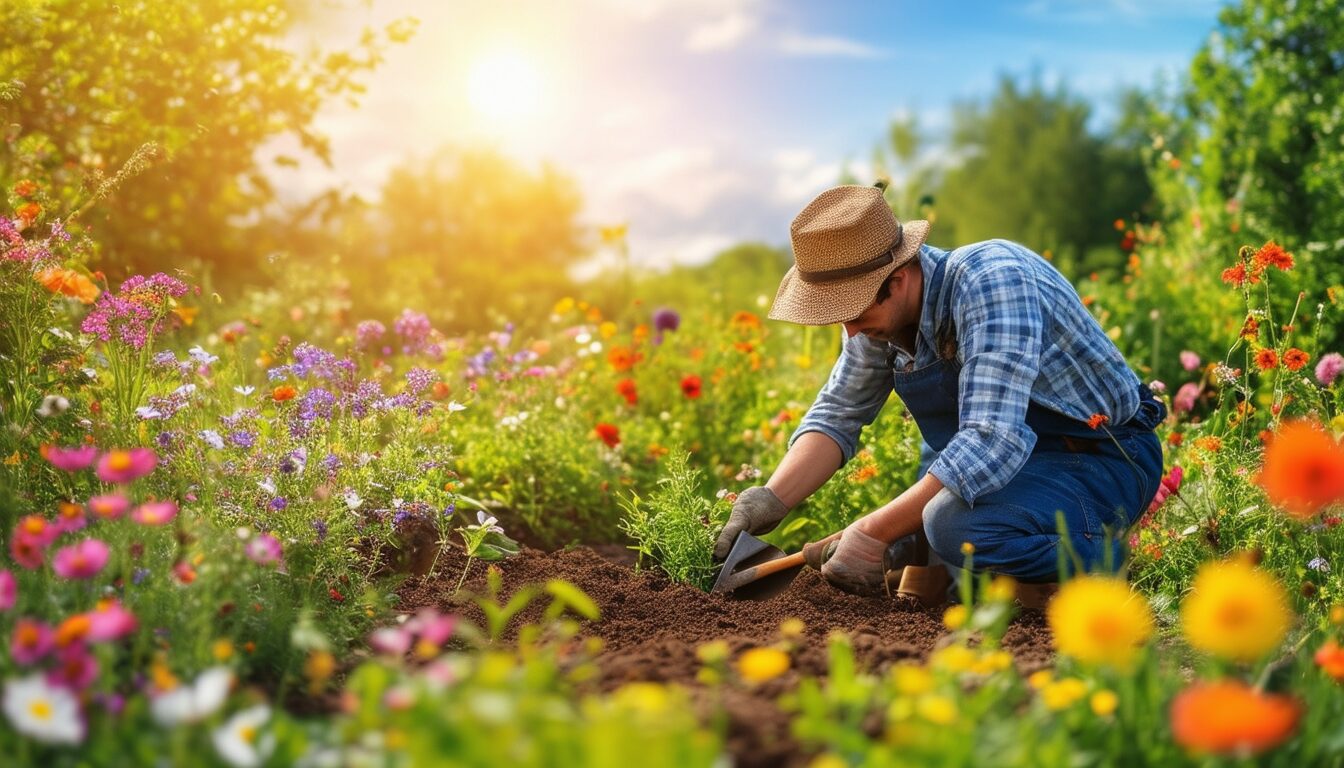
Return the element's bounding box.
[927,257,1042,504]
[791,333,894,464]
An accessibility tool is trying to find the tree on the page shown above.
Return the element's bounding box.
[0,0,412,281]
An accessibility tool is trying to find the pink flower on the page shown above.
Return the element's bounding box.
[130,501,178,526]
[55,502,87,534]
[244,534,283,566]
[86,601,138,643]
[52,539,111,580]
[0,570,16,611]
[1317,352,1344,387]
[44,445,98,472]
[47,644,99,690]
[1148,465,1184,512]
[9,536,45,570]
[11,618,54,665]
[1173,382,1200,414]
[1179,350,1201,371]
[87,494,130,521]
[368,627,412,656]
[95,448,157,484]
[407,608,456,647]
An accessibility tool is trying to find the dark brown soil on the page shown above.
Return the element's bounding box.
[398,543,1055,767]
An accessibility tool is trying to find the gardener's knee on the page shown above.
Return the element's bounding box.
[923,488,972,566]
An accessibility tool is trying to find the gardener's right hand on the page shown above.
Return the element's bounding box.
[713,486,790,560]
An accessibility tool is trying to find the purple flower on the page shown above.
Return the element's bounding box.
[405,367,438,396]
[355,320,386,353]
[268,497,288,512]
[227,430,257,450]
[79,273,190,350]
[652,307,681,344]
[394,309,433,353]
[1317,352,1344,387]
[44,445,98,472]
[131,568,150,586]
[312,519,328,542]
[279,447,307,475]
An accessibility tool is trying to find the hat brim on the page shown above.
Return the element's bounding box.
[768,219,930,325]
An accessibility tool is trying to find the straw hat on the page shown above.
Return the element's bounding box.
[768,185,930,325]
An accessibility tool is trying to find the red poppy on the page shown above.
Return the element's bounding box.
[615,378,638,405]
[272,385,298,402]
[594,423,621,448]
[680,375,702,399]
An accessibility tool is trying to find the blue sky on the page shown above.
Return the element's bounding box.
[279,0,1229,274]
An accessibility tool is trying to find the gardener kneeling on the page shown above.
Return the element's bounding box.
[714,184,1165,603]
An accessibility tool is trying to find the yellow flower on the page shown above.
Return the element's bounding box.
[1027,670,1053,689]
[1047,575,1153,668]
[696,640,729,664]
[1090,689,1119,717]
[1181,558,1291,663]
[1041,678,1088,711]
[615,683,670,715]
[598,321,618,339]
[553,296,575,315]
[930,644,976,673]
[916,694,958,725]
[971,650,1013,676]
[809,755,848,768]
[942,605,969,631]
[779,618,805,640]
[986,575,1017,603]
[737,647,790,684]
[211,639,235,662]
[960,541,975,556]
[890,663,934,696]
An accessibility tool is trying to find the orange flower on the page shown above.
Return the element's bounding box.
[606,346,642,373]
[16,202,41,225]
[1221,264,1248,286]
[680,375,702,399]
[1192,436,1223,453]
[1240,315,1260,340]
[1087,413,1109,430]
[55,614,92,647]
[1167,432,1184,447]
[272,385,298,402]
[594,423,620,448]
[1113,219,1125,231]
[1252,241,1294,273]
[730,311,762,331]
[1254,348,1278,371]
[1256,420,1344,520]
[1170,680,1299,757]
[1282,348,1309,372]
[13,179,37,197]
[615,378,638,405]
[1315,640,1344,681]
[35,267,100,304]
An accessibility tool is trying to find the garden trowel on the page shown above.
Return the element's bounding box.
[711,530,842,600]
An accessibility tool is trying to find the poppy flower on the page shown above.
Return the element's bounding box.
[615,378,638,405]
[594,423,620,448]
[1256,420,1344,520]
[1170,680,1299,756]
[271,385,298,402]
[680,375,702,399]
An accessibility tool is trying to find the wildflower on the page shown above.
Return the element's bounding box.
[1315,640,1344,681]
[1316,352,1344,387]
[1221,263,1248,286]
[916,695,957,725]
[1309,557,1330,573]
[606,346,641,372]
[1170,680,1298,756]
[1090,689,1119,717]
[615,378,638,405]
[131,501,179,526]
[1251,241,1294,273]
[13,179,36,197]
[211,705,273,767]
[369,627,412,656]
[594,422,621,448]
[87,494,130,520]
[1173,382,1200,414]
[200,430,225,450]
[1040,677,1088,710]
[680,374,703,399]
[1256,420,1344,520]
[52,539,111,580]
[890,664,933,696]
[150,667,233,725]
[271,385,297,402]
[354,320,386,352]
[1180,558,1291,663]
[35,395,69,418]
[1192,436,1222,453]
[737,647,790,684]
[0,570,14,611]
[304,651,336,690]
[3,674,85,744]
[1254,348,1278,371]
[95,448,157,484]
[652,307,680,336]
[43,445,98,472]
[86,600,137,642]
[1179,350,1200,371]
[942,605,969,631]
[1281,348,1309,372]
[11,618,54,664]
[1087,413,1109,430]
[244,534,283,567]
[1047,575,1153,668]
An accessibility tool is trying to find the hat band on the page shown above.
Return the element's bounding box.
[796,223,905,284]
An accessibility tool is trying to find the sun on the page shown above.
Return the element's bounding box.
[466,48,543,123]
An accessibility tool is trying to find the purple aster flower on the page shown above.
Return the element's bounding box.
[268,497,288,512]
[312,519,329,542]
[355,320,386,353]
[394,309,433,353]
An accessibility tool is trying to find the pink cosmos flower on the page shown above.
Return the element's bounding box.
[44,445,98,472]
[1173,382,1200,414]
[95,448,157,484]
[47,644,99,690]
[86,601,138,643]
[9,536,44,570]
[407,608,456,647]
[0,570,16,611]
[13,515,59,548]
[131,501,178,526]
[87,494,130,521]
[11,618,55,665]
[52,539,111,580]
[55,502,86,534]
[1317,352,1344,387]
[1149,465,1184,512]
[244,534,283,566]
[368,626,413,656]
[1179,351,1201,371]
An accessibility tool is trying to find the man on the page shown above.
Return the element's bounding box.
[713,184,1164,601]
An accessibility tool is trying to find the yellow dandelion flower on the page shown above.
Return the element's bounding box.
[986,575,1017,603]
[942,605,969,631]
[916,694,958,725]
[1027,669,1054,689]
[1180,559,1292,663]
[1090,689,1119,717]
[1047,575,1154,668]
[890,663,934,696]
[1041,677,1088,711]
[738,647,790,684]
[930,644,976,673]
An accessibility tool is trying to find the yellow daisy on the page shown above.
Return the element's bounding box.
[1047,575,1154,668]
[1180,558,1292,663]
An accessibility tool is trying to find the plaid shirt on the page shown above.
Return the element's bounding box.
[791,240,1142,505]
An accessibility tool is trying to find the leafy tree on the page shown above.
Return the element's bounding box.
[0,0,413,280]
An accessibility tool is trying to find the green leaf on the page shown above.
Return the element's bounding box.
[545,579,600,621]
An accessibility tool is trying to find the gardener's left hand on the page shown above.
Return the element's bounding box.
[820,520,888,597]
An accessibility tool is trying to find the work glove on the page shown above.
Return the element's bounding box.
[820,523,888,597]
[713,486,789,560]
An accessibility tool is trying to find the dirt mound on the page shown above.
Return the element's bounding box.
[399,544,1054,767]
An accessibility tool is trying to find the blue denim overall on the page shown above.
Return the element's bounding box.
[891,269,1165,582]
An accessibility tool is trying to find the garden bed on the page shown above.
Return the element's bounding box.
[400,542,1056,767]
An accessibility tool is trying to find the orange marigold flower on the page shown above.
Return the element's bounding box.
[730,311,762,331]
[1252,241,1294,273]
[35,267,100,305]
[606,346,641,373]
[615,378,638,405]
[1315,640,1344,681]
[1282,348,1309,372]
[1254,348,1278,371]
[680,375,702,399]
[594,422,620,448]
[1087,413,1109,430]
[272,385,298,402]
[1256,420,1344,521]
[1170,680,1299,757]
[16,202,41,225]
[13,179,37,197]
[1192,436,1223,453]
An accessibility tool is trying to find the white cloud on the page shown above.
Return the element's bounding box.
[1018,0,1224,23]
[687,12,757,51]
[776,31,887,59]
[591,146,750,220]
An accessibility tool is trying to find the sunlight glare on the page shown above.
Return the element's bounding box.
[466,48,543,123]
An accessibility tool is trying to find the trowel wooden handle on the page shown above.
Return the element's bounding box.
[735,532,842,580]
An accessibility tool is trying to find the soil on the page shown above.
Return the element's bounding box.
[398,543,1056,768]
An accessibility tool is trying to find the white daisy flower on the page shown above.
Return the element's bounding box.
[211,705,273,767]
[3,674,85,744]
[150,667,233,726]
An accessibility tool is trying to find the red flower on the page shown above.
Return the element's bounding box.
[1086,413,1109,430]
[1170,680,1299,756]
[1315,640,1344,681]
[1252,241,1294,273]
[272,385,298,402]
[594,423,620,448]
[615,378,638,405]
[1254,348,1278,371]
[1256,420,1344,521]
[1221,264,1248,286]
[680,375,702,399]
[328,588,345,602]
[1283,348,1310,372]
